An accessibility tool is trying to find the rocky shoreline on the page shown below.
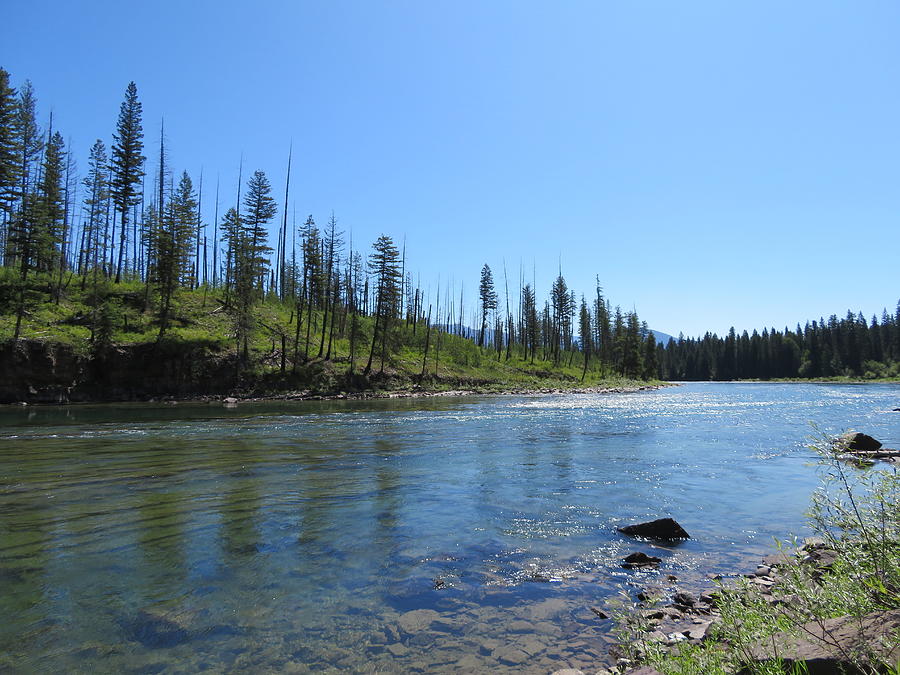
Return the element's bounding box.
[592,430,900,675]
[216,382,670,403]
[594,538,900,675]
[4,382,671,407]
[0,337,671,405]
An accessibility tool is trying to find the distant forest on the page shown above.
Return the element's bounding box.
[658,309,900,381]
[0,70,657,382]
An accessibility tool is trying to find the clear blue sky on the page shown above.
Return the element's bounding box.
[4,1,899,338]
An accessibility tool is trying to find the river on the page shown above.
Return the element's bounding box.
[1,383,898,673]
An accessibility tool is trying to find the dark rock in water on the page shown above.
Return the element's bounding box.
[120,609,191,648]
[672,591,695,608]
[618,518,690,541]
[622,552,662,569]
[741,609,900,674]
[590,606,609,619]
[838,431,882,452]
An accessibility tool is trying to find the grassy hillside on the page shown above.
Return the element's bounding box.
[0,271,657,400]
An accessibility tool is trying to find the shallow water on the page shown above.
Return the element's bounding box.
[1,383,898,673]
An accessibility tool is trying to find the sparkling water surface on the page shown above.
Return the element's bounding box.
[1,382,898,673]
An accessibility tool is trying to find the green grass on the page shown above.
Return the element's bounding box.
[0,272,657,396]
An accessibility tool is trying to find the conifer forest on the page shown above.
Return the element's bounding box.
[0,69,897,395]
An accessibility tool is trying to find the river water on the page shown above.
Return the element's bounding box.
[1,383,898,673]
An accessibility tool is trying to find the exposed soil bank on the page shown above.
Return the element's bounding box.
[0,338,670,405]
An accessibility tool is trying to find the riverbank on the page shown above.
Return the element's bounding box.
[212,381,670,404]
[0,334,667,405]
[604,433,900,675]
[0,274,662,404]
[2,378,670,406]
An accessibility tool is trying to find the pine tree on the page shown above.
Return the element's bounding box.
[593,280,610,369]
[32,129,67,273]
[622,312,643,379]
[550,274,570,364]
[222,205,255,363]
[579,296,592,381]
[522,283,538,363]
[298,215,322,362]
[320,212,344,360]
[153,171,197,339]
[80,140,108,284]
[220,206,241,296]
[0,68,18,249]
[364,234,402,375]
[478,264,497,347]
[7,80,42,268]
[111,82,145,283]
[14,81,42,206]
[642,331,658,380]
[242,169,276,291]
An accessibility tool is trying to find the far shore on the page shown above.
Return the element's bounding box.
[0,381,675,407]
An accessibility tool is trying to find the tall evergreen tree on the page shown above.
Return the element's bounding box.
[33,129,67,272]
[298,215,322,362]
[153,171,197,339]
[79,139,108,283]
[642,331,658,380]
[579,296,592,381]
[478,263,497,347]
[0,68,18,249]
[320,211,343,360]
[621,312,643,379]
[111,81,145,283]
[522,282,538,363]
[242,169,276,291]
[364,234,402,375]
[220,206,241,296]
[7,80,42,268]
[550,274,570,364]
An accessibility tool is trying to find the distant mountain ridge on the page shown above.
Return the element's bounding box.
[649,330,675,344]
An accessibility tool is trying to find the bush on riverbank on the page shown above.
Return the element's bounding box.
[614,433,900,675]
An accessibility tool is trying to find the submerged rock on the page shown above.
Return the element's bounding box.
[120,609,192,648]
[618,518,690,541]
[622,552,662,569]
[397,609,440,634]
